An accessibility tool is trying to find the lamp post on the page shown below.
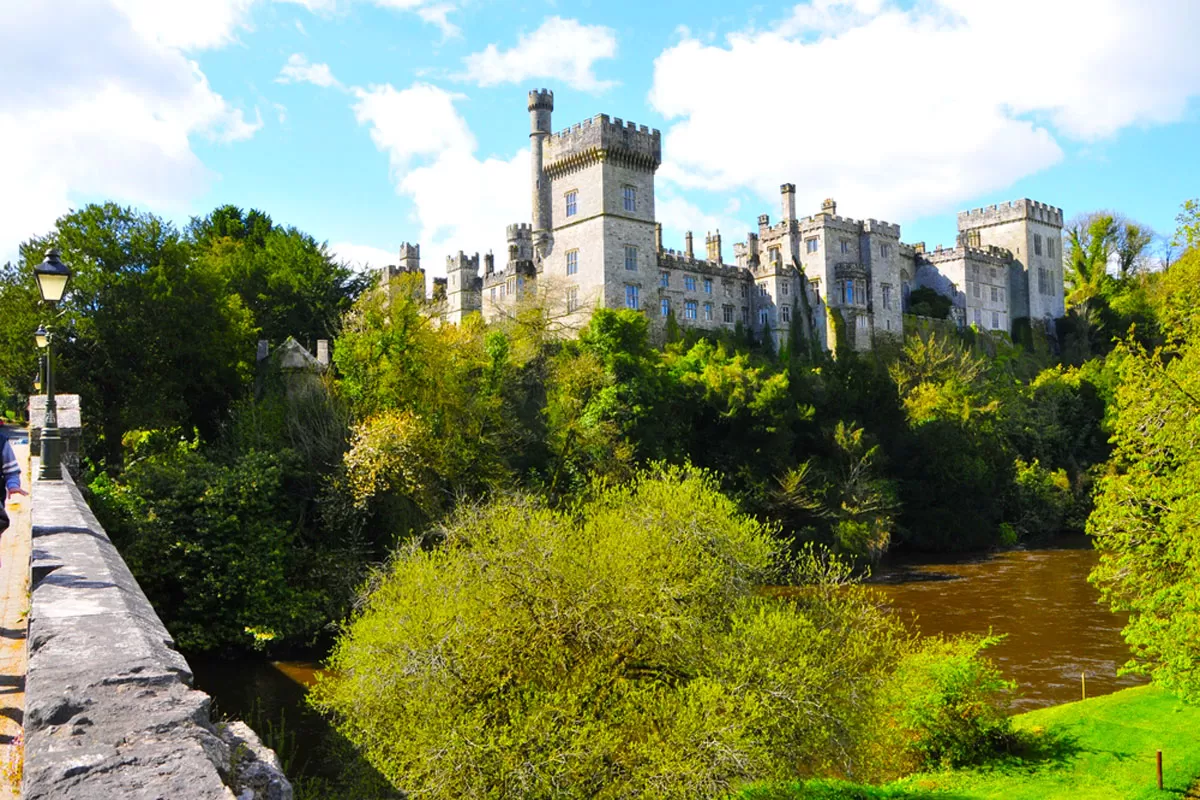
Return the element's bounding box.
[33,249,71,480]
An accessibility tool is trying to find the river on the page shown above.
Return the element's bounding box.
[191,536,1139,785]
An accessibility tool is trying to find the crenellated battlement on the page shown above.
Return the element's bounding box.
[527,88,554,111]
[958,198,1064,230]
[446,251,480,272]
[863,218,901,238]
[545,113,662,175]
[918,243,1013,266]
[506,222,533,240]
[656,249,747,280]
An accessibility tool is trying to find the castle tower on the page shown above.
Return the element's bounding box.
[541,104,662,311]
[529,89,554,260]
[957,199,1065,324]
[685,231,694,259]
[382,242,425,301]
[445,251,481,324]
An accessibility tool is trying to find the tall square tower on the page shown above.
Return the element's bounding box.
[957,199,1065,323]
[540,114,662,312]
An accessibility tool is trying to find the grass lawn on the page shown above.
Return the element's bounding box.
[740,684,1200,799]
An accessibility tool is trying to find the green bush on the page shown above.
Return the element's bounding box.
[89,433,329,652]
[880,634,1016,770]
[310,467,906,798]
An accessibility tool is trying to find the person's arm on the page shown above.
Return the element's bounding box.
[2,440,24,498]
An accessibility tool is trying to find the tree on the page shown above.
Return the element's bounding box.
[310,467,908,797]
[907,287,951,319]
[190,205,366,345]
[1172,198,1200,252]
[1090,248,1200,699]
[22,203,256,463]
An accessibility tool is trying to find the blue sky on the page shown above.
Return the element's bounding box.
[4,0,1199,273]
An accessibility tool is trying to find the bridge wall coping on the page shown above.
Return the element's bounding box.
[24,471,292,800]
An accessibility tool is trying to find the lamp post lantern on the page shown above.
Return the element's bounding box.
[33,249,72,480]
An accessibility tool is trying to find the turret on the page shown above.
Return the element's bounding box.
[781,183,796,222]
[822,198,837,216]
[528,89,554,259]
[706,230,723,264]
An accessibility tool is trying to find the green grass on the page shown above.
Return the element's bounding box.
[740,684,1200,799]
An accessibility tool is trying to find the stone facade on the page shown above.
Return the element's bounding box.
[418,89,1066,352]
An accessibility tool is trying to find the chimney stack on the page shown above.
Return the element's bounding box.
[821,198,837,216]
[685,231,694,259]
[781,183,796,221]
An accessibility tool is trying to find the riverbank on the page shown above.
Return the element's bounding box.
[740,684,1200,799]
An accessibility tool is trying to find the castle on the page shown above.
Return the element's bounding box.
[386,90,1067,352]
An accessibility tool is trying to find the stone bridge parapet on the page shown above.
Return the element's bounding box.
[24,471,292,800]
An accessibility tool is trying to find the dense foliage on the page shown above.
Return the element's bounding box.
[1089,246,1200,699]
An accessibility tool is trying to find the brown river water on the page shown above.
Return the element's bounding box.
[191,536,1139,781]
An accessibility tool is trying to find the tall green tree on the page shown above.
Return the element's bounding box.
[1090,248,1200,699]
[190,205,366,345]
[22,203,256,462]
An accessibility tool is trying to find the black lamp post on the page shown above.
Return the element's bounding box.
[33,249,71,480]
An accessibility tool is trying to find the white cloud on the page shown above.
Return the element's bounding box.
[109,0,258,50]
[650,0,1200,224]
[655,192,752,256]
[277,53,342,88]
[460,17,618,92]
[415,3,460,39]
[0,1,261,261]
[350,83,526,276]
[331,241,399,272]
[280,0,461,37]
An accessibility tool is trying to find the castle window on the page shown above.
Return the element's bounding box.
[759,283,769,297]
[490,287,497,302]
[740,284,748,298]
[886,319,891,330]
[1000,287,1006,302]
[623,185,636,212]
[566,190,578,217]
[769,246,782,266]
[1034,233,1043,256]
[974,308,981,325]
[880,243,892,258]
[723,305,734,323]
[724,283,733,297]
[661,298,670,317]
[990,267,997,280]
[846,281,855,305]
[970,264,979,279]
[857,315,868,331]
[759,309,769,326]
[806,238,819,253]
[882,284,892,310]
[782,305,791,322]
[840,239,850,254]
[567,250,578,276]
[1048,238,1057,259]
[972,283,980,298]
[704,302,713,321]
[625,245,637,271]
[992,310,1000,329]
[704,278,713,294]
[685,300,697,320]
[625,284,639,310]
[1038,268,1047,294]
[685,275,697,291]
[660,270,669,287]
[991,286,998,302]
[742,307,750,323]
[507,278,516,295]
[499,284,506,299]
[782,282,790,296]
[567,286,579,312]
